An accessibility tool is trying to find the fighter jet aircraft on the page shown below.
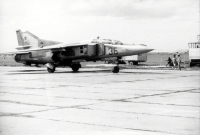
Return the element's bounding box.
[11,29,153,73]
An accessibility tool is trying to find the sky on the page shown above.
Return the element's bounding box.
[0,0,199,52]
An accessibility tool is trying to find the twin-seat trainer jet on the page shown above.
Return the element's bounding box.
[12,30,153,73]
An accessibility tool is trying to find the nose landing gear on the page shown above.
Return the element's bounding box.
[111,66,119,73]
[111,59,120,73]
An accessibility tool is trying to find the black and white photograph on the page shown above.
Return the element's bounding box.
[0,0,199,134]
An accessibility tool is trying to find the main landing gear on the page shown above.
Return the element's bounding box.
[46,63,56,73]
[45,63,82,73]
[47,67,55,73]
[70,64,81,72]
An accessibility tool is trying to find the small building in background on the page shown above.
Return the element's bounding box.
[188,36,200,66]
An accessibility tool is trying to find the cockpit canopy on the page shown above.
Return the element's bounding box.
[91,39,123,45]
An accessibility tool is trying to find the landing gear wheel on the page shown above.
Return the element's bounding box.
[71,66,79,72]
[112,66,119,73]
[133,61,138,65]
[190,62,194,67]
[71,64,81,72]
[47,67,55,73]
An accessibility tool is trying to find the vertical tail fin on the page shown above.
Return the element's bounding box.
[16,29,39,47]
[16,29,61,50]
[16,30,26,46]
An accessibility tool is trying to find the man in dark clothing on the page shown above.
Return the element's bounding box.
[166,57,172,66]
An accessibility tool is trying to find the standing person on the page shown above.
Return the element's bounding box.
[172,54,177,69]
[177,54,181,70]
[176,52,179,58]
[166,57,172,66]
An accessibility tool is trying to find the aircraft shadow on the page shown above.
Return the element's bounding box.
[6,69,168,75]
[6,69,112,75]
[8,69,46,72]
[121,71,168,75]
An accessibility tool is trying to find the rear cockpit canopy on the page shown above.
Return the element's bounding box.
[91,39,123,45]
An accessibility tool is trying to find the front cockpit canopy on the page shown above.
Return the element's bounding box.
[91,39,123,45]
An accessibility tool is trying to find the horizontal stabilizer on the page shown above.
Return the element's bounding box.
[15,45,32,50]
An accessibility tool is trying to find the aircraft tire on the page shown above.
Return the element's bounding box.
[112,66,119,73]
[24,62,31,66]
[47,67,55,73]
[190,62,194,67]
[133,61,138,65]
[71,65,80,72]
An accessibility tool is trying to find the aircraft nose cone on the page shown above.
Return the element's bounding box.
[125,46,154,53]
[136,47,154,54]
[145,48,154,52]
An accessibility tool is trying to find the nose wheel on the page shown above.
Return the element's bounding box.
[111,59,120,73]
[112,66,119,73]
[47,67,55,73]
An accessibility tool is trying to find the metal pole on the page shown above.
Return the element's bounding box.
[161,56,162,66]
[199,0,200,39]
[184,53,185,68]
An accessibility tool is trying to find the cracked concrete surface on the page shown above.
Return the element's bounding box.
[0,67,199,135]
